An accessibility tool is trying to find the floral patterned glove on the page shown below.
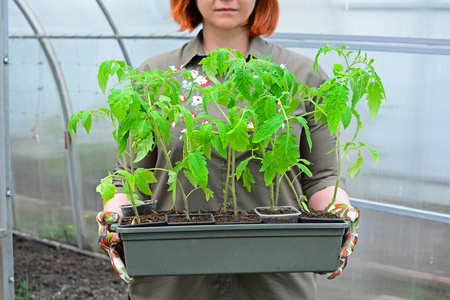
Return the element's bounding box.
[97,211,134,284]
[326,203,360,279]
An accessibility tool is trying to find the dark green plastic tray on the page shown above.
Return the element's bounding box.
[111,221,349,276]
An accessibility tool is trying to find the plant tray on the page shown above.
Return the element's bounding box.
[111,221,350,277]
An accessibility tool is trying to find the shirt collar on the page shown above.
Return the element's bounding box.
[181,30,271,67]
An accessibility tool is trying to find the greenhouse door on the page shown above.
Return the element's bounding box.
[0,0,14,298]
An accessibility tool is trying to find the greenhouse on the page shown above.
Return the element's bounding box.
[1,0,449,299]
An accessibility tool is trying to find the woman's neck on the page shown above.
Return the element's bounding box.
[202,26,251,55]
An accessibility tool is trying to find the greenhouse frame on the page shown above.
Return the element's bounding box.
[1,0,450,299]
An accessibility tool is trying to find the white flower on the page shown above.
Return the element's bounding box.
[194,75,210,87]
[192,96,203,107]
[280,64,287,70]
[191,70,199,79]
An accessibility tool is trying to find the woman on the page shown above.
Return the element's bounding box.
[97,1,359,299]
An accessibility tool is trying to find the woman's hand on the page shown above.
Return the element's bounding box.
[97,211,134,284]
[326,203,360,279]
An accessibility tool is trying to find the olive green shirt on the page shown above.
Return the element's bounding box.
[115,31,344,300]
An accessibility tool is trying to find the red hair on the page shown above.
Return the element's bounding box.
[170,0,279,37]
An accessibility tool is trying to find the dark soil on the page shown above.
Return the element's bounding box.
[13,233,129,300]
[121,213,166,225]
[167,213,214,224]
[215,214,260,223]
[298,209,342,219]
[255,207,299,215]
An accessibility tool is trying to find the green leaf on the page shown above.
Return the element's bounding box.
[242,167,255,193]
[203,187,214,201]
[98,60,112,94]
[247,61,265,94]
[183,169,198,189]
[297,163,313,177]
[333,63,344,76]
[96,177,116,204]
[108,86,133,123]
[196,122,213,144]
[323,83,350,134]
[253,114,284,143]
[273,132,299,172]
[236,160,249,180]
[342,105,352,129]
[217,48,231,77]
[81,111,92,134]
[68,111,82,134]
[134,168,157,196]
[215,119,229,146]
[347,154,364,179]
[226,117,250,152]
[133,115,152,140]
[116,170,135,187]
[235,67,253,100]
[314,44,335,74]
[367,77,385,120]
[260,151,278,186]
[211,135,227,158]
[186,150,208,189]
[359,142,379,163]
[134,133,155,163]
[150,111,171,143]
[296,117,312,151]
[179,106,194,137]
[117,131,129,157]
[350,71,367,109]
[199,56,219,85]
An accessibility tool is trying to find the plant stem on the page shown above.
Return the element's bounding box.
[231,149,238,218]
[125,180,141,224]
[327,125,341,211]
[223,146,232,213]
[275,173,280,207]
[154,120,190,219]
[270,183,274,211]
[120,152,141,223]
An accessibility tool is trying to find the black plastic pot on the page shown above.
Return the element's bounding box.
[167,213,215,225]
[118,213,167,228]
[120,199,158,217]
[215,214,262,224]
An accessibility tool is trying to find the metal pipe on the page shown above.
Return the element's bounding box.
[95,0,133,67]
[13,0,85,249]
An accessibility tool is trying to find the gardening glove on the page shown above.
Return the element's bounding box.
[326,203,360,279]
[97,211,134,284]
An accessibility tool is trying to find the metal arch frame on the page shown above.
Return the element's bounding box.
[8,33,450,56]
[95,0,133,67]
[7,1,450,251]
[10,0,136,250]
[1,0,14,298]
[13,0,86,249]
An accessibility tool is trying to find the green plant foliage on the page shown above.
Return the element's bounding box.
[69,44,385,220]
[314,45,386,205]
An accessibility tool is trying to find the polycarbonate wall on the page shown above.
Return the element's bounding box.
[6,0,450,299]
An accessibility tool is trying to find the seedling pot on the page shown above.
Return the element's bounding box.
[118,213,167,228]
[120,200,158,217]
[167,213,215,226]
[255,206,301,223]
[111,221,350,276]
[214,214,262,224]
